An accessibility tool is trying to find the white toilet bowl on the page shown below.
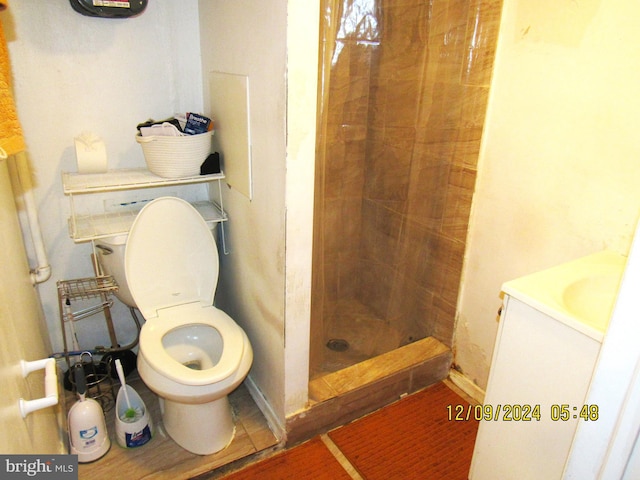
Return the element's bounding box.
[115,197,252,455]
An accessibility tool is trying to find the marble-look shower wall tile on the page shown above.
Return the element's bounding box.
[436,236,466,306]
[429,0,469,70]
[363,135,412,205]
[417,81,466,132]
[354,43,377,78]
[405,160,450,230]
[386,273,435,343]
[396,218,442,293]
[451,127,483,170]
[339,126,368,196]
[327,43,372,125]
[461,0,503,86]
[429,0,471,46]
[337,252,360,300]
[310,243,326,371]
[323,197,343,256]
[431,295,457,346]
[322,252,340,303]
[382,77,425,128]
[341,196,364,250]
[441,165,476,238]
[413,131,456,166]
[325,128,367,203]
[379,3,429,73]
[384,0,430,10]
[324,128,347,200]
[360,199,404,265]
[358,258,396,319]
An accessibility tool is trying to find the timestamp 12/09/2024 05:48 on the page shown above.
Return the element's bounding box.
[446,403,599,422]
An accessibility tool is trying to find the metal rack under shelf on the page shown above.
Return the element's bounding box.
[58,275,119,301]
[57,276,120,410]
[67,200,226,242]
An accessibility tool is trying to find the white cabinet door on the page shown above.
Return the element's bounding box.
[469,295,601,480]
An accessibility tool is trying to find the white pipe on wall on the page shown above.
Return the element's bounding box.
[2,149,52,285]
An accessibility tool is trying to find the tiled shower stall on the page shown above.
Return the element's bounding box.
[311,0,502,377]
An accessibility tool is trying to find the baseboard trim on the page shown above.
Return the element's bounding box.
[244,375,286,441]
[448,368,486,404]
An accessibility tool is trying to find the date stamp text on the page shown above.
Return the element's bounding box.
[446,404,599,422]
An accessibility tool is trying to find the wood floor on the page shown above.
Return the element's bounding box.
[74,375,279,480]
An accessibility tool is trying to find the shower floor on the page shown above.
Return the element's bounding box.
[311,298,405,379]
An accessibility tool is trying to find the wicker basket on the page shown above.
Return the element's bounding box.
[135,130,213,178]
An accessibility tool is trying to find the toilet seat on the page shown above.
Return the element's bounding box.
[125,196,219,319]
[126,197,244,385]
[140,302,245,386]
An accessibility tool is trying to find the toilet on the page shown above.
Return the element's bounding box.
[95,233,136,307]
[99,196,253,455]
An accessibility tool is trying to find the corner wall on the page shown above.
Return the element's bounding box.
[6,0,203,354]
[198,0,289,423]
[198,0,319,425]
[456,0,640,390]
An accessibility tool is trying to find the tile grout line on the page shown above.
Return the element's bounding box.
[320,434,365,480]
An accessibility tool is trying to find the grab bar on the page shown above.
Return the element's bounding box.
[19,358,59,418]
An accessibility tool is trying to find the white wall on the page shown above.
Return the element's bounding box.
[283,1,318,417]
[198,0,289,423]
[198,0,317,423]
[6,1,203,354]
[456,0,640,390]
[6,0,316,431]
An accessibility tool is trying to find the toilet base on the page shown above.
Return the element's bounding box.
[162,395,236,455]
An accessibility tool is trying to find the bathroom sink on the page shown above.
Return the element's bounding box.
[562,269,623,331]
[502,250,627,341]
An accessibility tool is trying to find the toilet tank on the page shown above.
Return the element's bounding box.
[95,234,137,308]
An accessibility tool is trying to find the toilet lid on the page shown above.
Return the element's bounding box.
[125,197,218,319]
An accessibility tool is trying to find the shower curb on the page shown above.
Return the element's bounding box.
[285,338,452,446]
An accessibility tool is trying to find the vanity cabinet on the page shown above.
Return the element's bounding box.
[62,168,227,247]
[469,294,602,479]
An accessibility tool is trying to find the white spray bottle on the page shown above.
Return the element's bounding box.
[68,365,111,462]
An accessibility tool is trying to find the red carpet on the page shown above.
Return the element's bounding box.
[328,383,478,479]
[221,437,352,480]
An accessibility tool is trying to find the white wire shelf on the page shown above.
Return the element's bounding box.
[62,167,228,244]
[62,168,225,194]
[68,200,227,243]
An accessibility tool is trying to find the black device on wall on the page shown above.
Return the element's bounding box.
[70,0,147,18]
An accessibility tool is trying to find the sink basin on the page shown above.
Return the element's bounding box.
[562,269,623,331]
[502,250,627,341]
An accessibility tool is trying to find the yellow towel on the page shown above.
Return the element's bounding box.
[1,0,26,156]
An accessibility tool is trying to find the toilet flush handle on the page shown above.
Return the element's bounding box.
[95,244,113,255]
